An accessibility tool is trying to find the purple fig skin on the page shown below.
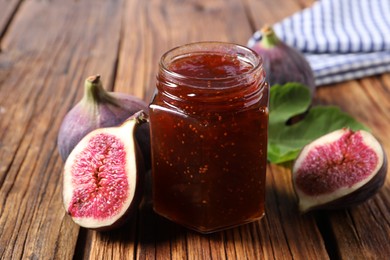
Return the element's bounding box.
[57,75,151,170]
[292,129,388,213]
[63,112,147,231]
[250,25,316,96]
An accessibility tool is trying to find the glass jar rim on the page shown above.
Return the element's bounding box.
[159,41,263,84]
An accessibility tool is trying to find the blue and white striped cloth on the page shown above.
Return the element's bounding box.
[248,0,390,86]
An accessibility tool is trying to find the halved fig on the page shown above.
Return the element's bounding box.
[292,128,387,213]
[63,112,147,230]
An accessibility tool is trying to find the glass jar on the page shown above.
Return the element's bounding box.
[149,42,269,233]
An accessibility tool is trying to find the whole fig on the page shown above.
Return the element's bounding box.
[249,25,316,96]
[57,75,151,170]
[292,128,388,213]
[63,112,147,230]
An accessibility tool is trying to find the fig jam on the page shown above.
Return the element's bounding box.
[149,42,269,233]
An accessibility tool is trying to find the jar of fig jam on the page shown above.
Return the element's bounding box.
[149,42,269,233]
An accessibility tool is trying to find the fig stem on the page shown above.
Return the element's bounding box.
[260,25,280,48]
[134,111,149,124]
[83,75,118,105]
[87,74,101,84]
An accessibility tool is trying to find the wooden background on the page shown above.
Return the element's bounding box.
[0,0,389,259]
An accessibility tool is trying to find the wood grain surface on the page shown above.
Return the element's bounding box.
[0,0,389,259]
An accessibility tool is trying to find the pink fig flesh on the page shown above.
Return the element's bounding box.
[292,128,387,213]
[57,75,151,171]
[63,112,147,230]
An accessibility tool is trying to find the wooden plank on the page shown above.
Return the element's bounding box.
[110,0,148,99]
[244,0,305,28]
[265,165,329,259]
[0,0,125,259]
[114,0,255,101]
[0,0,22,40]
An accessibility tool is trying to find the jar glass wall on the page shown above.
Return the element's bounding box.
[149,42,269,233]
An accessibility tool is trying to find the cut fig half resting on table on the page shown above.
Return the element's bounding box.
[62,112,147,230]
[292,128,388,213]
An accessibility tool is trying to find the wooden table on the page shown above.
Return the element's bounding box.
[1,0,389,259]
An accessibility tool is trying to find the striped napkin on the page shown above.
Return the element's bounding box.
[248,0,390,86]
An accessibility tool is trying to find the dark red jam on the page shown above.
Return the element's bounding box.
[150,42,269,233]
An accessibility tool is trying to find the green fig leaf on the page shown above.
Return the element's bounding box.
[268,83,369,164]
